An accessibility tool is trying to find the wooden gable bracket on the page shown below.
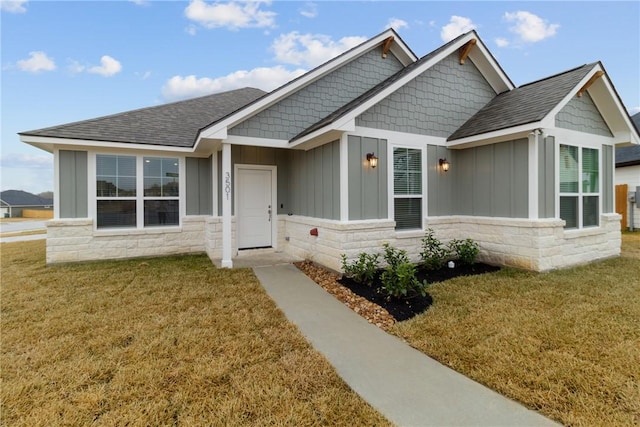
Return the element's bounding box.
[458,39,477,64]
[381,36,394,59]
[577,71,605,97]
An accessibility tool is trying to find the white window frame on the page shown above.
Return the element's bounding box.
[390,145,425,232]
[90,152,184,231]
[557,143,601,230]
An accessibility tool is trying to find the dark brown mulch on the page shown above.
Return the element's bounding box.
[338,263,501,321]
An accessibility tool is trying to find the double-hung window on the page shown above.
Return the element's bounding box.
[393,147,422,230]
[96,154,180,229]
[559,144,599,229]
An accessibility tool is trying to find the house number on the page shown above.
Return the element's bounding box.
[224,172,231,200]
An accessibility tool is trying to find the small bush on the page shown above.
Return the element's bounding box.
[420,228,450,270]
[380,243,428,298]
[449,238,480,265]
[340,252,379,287]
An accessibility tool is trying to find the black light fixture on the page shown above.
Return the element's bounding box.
[366,152,378,168]
[439,158,450,172]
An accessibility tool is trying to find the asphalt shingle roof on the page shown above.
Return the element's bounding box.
[0,190,52,206]
[20,87,267,148]
[448,63,598,141]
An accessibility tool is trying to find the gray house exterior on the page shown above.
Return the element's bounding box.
[20,30,639,270]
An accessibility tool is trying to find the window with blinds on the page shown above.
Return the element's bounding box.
[559,144,599,229]
[393,147,422,230]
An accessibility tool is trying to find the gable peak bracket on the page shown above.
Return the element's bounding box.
[577,70,605,97]
[458,38,477,64]
[381,36,394,59]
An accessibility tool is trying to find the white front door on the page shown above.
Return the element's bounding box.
[237,168,272,249]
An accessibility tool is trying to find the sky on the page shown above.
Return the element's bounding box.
[1,0,639,194]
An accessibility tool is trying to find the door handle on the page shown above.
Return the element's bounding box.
[268,205,272,222]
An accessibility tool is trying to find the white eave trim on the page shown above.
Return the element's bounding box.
[20,135,194,153]
[447,122,544,148]
[195,29,415,149]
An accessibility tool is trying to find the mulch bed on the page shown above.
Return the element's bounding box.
[295,261,500,329]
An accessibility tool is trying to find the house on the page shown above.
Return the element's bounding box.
[615,112,640,230]
[0,190,53,218]
[20,30,639,271]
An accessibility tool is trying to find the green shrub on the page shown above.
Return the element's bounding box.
[420,228,450,270]
[448,238,480,265]
[340,252,379,286]
[380,243,428,298]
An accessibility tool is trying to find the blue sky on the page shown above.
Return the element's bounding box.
[1,0,639,194]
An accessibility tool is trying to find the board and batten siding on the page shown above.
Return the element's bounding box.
[454,139,529,217]
[538,135,556,218]
[217,146,290,216]
[356,53,496,137]
[427,145,455,216]
[555,92,613,137]
[289,141,340,220]
[228,49,404,141]
[59,150,88,218]
[348,136,387,220]
[185,156,212,215]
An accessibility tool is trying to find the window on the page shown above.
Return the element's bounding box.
[393,147,422,230]
[559,145,599,229]
[96,155,180,229]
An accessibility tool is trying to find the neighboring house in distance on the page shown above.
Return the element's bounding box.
[20,30,639,271]
[615,112,640,229]
[0,190,53,218]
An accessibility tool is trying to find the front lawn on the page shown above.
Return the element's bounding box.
[1,241,390,426]
[391,233,640,427]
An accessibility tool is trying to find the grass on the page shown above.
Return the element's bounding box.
[1,241,390,426]
[391,233,640,427]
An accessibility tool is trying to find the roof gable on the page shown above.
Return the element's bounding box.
[197,28,417,143]
[290,31,514,146]
[448,63,596,141]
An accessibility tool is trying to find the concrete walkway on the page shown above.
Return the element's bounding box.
[254,264,560,427]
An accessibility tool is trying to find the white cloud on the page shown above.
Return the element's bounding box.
[385,18,408,31]
[67,59,85,74]
[16,51,56,73]
[129,0,150,6]
[504,11,559,43]
[0,153,53,169]
[441,16,476,42]
[185,24,197,35]
[299,2,317,18]
[495,37,509,48]
[629,106,640,116]
[162,66,306,100]
[184,0,276,30]
[271,31,367,68]
[135,70,152,80]
[88,55,122,77]
[0,0,27,13]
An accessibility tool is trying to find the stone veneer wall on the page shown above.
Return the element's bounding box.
[46,217,207,264]
[46,213,621,272]
[281,214,621,272]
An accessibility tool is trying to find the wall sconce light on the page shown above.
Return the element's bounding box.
[439,158,450,172]
[366,152,378,168]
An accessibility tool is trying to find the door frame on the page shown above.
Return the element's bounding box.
[234,164,278,250]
